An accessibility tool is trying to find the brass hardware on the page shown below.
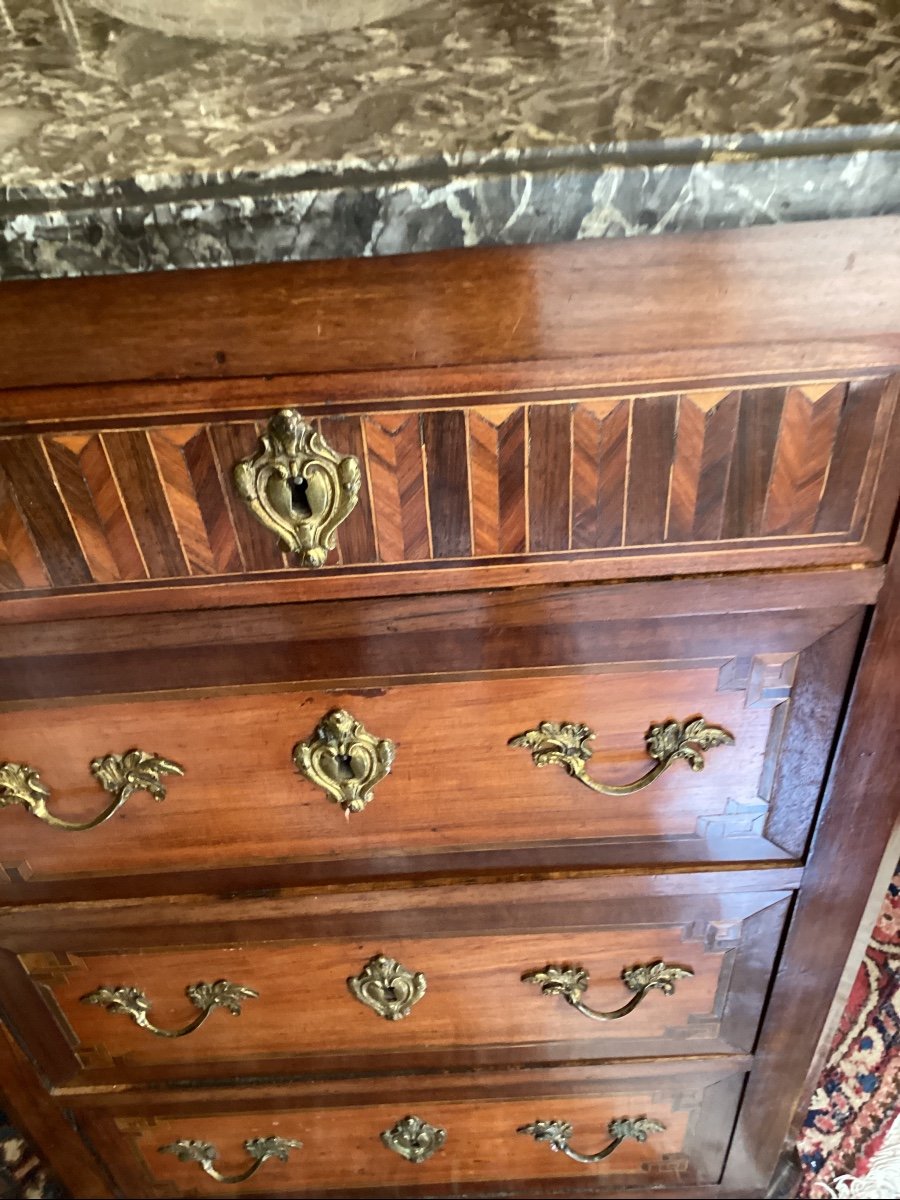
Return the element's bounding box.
[348,953,426,1021]
[509,715,733,795]
[518,1116,665,1165]
[159,1136,302,1184]
[381,1116,446,1164]
[522,960,694,1022]
[80,980,258,1038]
[0,750,184,831]
[293,708,395,816]
[233,408,361,568]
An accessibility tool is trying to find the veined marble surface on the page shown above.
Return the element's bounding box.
[1,0,899,279]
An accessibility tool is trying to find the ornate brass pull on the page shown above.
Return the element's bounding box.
[522,960,693,1022]
[234,408,361,568]
[518,1116,665,1165]
[293,708,395,816]
[80,980,258,1038]
[160,1136,302,1183]
[348,954,426,1020]
[509,715,733,796]
[0,750,184,832]
[381,1116,446,1163]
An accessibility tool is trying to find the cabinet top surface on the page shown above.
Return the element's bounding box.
[2,0,900,279]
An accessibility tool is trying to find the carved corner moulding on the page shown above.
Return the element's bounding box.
[293,708,395,815]
[159,1136,302,1184]
[518,1116,666,1165]
[509,715,733,795]
[381,1116,447,1163]
[348,954,426,1020]
[0,750,184,831]
[80,980,258,1038]
[522,960,694,1022]
[234,408,361,568]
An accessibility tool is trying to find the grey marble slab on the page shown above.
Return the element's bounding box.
[1,0,899,279]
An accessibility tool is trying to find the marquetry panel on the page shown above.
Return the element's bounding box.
[0,376,895,596]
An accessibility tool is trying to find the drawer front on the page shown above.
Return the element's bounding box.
[7,880,788,1089]
[1,372,897,606]
[0,595,861,900]
[74,1059,746,1197]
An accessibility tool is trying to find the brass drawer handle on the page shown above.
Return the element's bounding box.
[381,1116,446,1163]
[293,708,395,816]
[234,408,361,568]
[0,750,184,831]
[510,715,733,795]
[160,1136,302,1184]
[522,960,693,1022]
[518,1116,665,1165]
[80,980,258,1038]
[348,954,426,1020]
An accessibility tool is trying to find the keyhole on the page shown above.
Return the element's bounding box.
[335,754,354,779]
[289,478,312,519]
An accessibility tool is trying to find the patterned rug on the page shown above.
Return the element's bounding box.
[0,1113,65,1200]
[1,872,898,1199]
[797,869,900,1198]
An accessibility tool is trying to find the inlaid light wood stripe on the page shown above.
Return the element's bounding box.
[692,391,740,541]
[76,433,147,580]
[0,466,49,590]
[149,427,219,576]
[206,422,284,572]
[721,388,785,540]
[0,438,90,587]
[625,395,678,546]
[815,379,881,534]
[315,416,377,566]
[468,406,526,557]
[364,413,430,562]
[102,430,189,579]
[763,385,845,536]
[180,426,243,575]
[571,398,629,550]
[43,435,122,584]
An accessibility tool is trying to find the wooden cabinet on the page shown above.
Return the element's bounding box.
[0,217,899,1199]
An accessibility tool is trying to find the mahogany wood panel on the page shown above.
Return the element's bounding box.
[1,218,899,394]
[0,377,896,604]
[7,885,787,1089]
[0,595,862,901]
[0,1022,114,1199]
[71,1059,747,1198]
[722,513,900,1195]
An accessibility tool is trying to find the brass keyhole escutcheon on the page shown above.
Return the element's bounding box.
[234,409,361,568]
[293,709,395,816]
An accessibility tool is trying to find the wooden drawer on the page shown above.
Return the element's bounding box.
[0,579,865,901]
[0,874,790,1090]
[1,371,897,613]
[71,1059,747,1197]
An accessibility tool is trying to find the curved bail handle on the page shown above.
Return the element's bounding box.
[522,960,694,1022]
[159,1137,303,1184]
[518,1116,666,1165]
[0,750,184,832]
[80,980,259,1038]
[509,715,733,796]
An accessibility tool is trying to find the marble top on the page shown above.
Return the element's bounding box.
[2,0,900,279]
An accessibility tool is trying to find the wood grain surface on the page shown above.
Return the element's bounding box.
[0,377,896,607]
[71,1059,746,1198]
[1,218,898,393]
[10,886,787,1088]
